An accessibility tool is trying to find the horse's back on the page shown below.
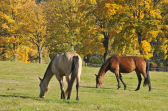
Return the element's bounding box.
[63,52,82,75]
[51,52,82,77]
[129,56,146,73]
[110,55,146,73]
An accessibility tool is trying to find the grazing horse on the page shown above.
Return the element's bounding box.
[39,52,82,100]
[95,55,151,91]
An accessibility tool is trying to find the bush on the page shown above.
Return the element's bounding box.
[89,56,104,64]
[160,62,164,67]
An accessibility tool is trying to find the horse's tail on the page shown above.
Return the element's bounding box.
[65,56,79,96]
[144,60,151,91]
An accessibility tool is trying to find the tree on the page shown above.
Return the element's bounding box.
[114,0,166,59]
[17,0,48,64]
[95,0,127,60]
[96,0,167,60]
[77,0,126,61]
[0,0,31,61]
[43,0,85,58]
[75,0,105,59]
[158,1,168,59]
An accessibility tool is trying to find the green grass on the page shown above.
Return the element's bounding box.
[0,61,168,111]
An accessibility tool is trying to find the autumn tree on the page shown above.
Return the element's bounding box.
[94,0,167,60]
[0,0,31,62]
[77,0,126,61]
[43,0,81,58]
[77,0,168,61]
[0,0,11,59]
[157,1,168,59]
[95,0,128,60]
[75,0,105,59]
[17,0,48,64]
[112,0,167,59]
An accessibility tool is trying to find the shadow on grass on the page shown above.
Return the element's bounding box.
[80,85,138,91]
[80,85,111,89]
[0,94,82,104]
[0,94,42,101]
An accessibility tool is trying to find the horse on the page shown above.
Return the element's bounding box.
[39,52,82,100]
[95,55,151,91]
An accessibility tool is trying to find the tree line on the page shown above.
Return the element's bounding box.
[0,0,167,64]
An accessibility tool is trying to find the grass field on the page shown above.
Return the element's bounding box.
[0,61,168,111]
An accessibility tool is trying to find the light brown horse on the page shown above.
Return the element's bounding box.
[39,52,82,100]
[95,55,151,91]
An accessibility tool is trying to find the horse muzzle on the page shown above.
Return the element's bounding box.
[39,95,45,98]
[96,86,100,88]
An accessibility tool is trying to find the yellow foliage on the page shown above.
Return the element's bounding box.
[86,0,97,5]
[148,31,159,39]
[0,36,7,45]
[1,23,9,29]
[141,40,151,52]
[16,44,37,63]
[150,9,162,19]
[95,0,122,20]
[9,36,16,43]
[105,3,117,16]
[139,40,153,60]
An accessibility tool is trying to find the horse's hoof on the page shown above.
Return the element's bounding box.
[40,95,45,98]
[117,86,121,89]
[76,98,79,100]
[135,89,139,91]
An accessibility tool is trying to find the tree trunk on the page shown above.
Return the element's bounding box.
[0,45,6,60]
[71,40,74,52]
[25,48,27,62]
[13,43,17,62]
[137,32,144,55]
[38,45,43,64]
[103,32,109,62]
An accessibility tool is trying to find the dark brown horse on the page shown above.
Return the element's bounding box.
[39,52,82,100]
[95,55,151,91]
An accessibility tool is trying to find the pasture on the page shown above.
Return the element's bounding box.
[0,61,168,111]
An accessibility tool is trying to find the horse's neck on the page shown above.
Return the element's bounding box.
[43,70,53,86]
[98,61,109,78]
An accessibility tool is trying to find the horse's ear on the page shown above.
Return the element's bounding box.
[39,76,42,81]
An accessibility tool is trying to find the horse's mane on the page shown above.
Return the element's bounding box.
[98,56,112,76]
[42,54,57,80]
[43,60,52,80]
[43,53,64,80]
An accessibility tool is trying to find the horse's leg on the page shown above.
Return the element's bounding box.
[135,71,142,91]
[119,73,126,90]
[76,78,79,100]
[142,71,151,91]
[56,75,65,99]
[61,76,65,99]
[60,82,65,99]
[115,72,121,89]
[66,76,71,100]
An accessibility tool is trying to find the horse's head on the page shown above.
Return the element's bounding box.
[95,74,103,88]
[39,77,49,98]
